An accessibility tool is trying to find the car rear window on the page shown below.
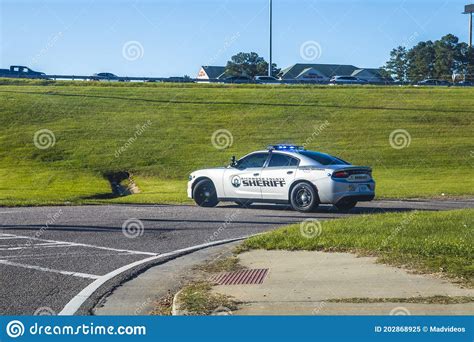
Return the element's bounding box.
[298,151,350,165]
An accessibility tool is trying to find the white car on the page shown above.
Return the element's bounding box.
[187,145,375,212]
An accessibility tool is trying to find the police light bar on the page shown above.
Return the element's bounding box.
[267,144,305,151]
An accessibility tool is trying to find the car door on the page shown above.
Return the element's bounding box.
[260,152,299,200]
[223,153,269,200]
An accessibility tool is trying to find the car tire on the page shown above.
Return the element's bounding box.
[193,179,219,207]
[334,200,357,212]
[290,182,319,212]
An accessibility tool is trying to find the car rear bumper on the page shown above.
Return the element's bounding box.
[323,180,376,204]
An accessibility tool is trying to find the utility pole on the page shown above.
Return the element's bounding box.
[464,4,474,47]
[268,0,273,77]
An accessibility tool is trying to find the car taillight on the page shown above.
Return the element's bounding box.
[332,171,349,178]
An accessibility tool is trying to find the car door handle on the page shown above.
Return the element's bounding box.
[253,173,260,176]
[287,171,294,174]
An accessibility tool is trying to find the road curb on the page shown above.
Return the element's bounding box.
[171,289,186,316]
[59,236,252,315]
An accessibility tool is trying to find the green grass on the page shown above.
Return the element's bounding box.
[240,209,474,286]
[176,282,238,315]
[0,79,473,206]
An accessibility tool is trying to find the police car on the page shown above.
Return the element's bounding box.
[187,145,375,212]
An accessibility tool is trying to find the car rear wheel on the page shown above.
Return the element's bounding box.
[193,179,219,207]
[290,182,319,212]
[334,200,357,212]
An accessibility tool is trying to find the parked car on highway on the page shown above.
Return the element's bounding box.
[329,76,367,85]
[454,80,474,87]
[188,144,375,212]
[416,79,451,86]
[223,76,254,84]
[90,72,120,81]
[254,75,281,84]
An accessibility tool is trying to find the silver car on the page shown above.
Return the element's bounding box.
[188,145,375,212]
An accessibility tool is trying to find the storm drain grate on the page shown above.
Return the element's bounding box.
[210,268,269,285]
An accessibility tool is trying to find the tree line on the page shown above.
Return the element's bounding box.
[383,34,474,82]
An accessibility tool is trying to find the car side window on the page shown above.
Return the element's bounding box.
[267,154,299,168]
[237,153,269,169]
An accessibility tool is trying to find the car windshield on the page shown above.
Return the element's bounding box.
[298,151,350,165]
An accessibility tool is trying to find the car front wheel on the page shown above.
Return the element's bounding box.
[290,182,319,212]
[193,179,219,207]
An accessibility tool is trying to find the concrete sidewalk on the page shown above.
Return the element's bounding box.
[211,250,474,315]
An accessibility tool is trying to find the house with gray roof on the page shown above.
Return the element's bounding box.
[279,63,390,83]
[197,66,226,80]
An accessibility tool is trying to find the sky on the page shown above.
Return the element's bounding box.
[0,0,471,77]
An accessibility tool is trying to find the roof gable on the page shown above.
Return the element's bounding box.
[280,63,358,79]
[198,66,226,79]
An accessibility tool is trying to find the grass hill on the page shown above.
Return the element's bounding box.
[0,80,473,206]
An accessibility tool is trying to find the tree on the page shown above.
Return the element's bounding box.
[406,41,435,82]
[433,34,463,80]
[225,52,280,78]
[384,46,407,82]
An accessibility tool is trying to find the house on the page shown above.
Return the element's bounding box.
[279,63,359,82]
[279,63,390,83]
[197,66,226,80]
[350,68,390,83]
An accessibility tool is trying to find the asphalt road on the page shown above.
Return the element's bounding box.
[0,199,472,315]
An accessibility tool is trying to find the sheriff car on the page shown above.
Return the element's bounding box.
[187,145,375,212]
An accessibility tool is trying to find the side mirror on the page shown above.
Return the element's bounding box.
[230,156,237,167]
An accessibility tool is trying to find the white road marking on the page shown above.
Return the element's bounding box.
[0,233,158,256]
[0,260,100,280]
[59,235,258,315]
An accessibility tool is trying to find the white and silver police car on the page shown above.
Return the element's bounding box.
[187,145,375,212]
